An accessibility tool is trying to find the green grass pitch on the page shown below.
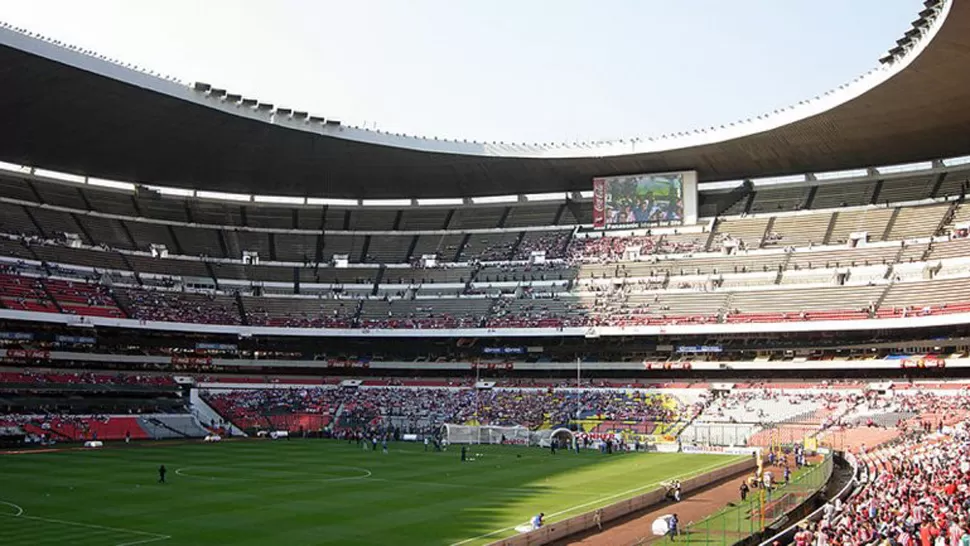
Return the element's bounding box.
[0,440,743,545]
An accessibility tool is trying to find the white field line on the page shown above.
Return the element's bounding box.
[0,500,170,546]
[449,457,744,546]
[115,536,171,546]
[0,500,24,516]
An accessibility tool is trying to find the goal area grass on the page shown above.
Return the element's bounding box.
[0,440,744,545]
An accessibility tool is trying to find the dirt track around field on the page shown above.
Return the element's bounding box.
[552,465,786,546]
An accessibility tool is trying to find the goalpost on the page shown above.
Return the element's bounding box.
[440,424,532,445]
[440,424,575,448]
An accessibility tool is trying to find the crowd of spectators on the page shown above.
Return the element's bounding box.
[0,369,175,387]
[2,219,969,331]
[566,233,705,263]
[202,387,686,435]
[794,420,970,546]
[126,289,242,325]
[514,232,572,260]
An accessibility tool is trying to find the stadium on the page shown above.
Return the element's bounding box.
[2,1,970,545]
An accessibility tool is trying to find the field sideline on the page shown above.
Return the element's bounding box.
[0,440,744,545]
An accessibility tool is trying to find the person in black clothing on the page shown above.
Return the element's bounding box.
[740,481,749,501]
[461,445,467,462]
[158,465,167,484]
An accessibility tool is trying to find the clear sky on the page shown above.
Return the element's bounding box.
[1,0,921,144]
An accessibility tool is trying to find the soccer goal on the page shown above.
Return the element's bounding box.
[529,427,575,449]
[440,424,532,445]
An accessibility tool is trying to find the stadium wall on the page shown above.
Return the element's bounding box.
[488,456,757,546]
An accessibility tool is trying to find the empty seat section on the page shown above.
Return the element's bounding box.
[30,245,130,271]
[346,209,398,231]
[274,234,319,262]
[383,266,473,284]
[713,217,768,249]
[0,238,34,260]
[928,238,970,261]
[82,187,138,216]
[0,177,39,201]
[748,186,808,214]
[788,246,901,270]
[828,209,894,244]
[504,204,560,227]
[449,207,503,229]
[295,208,324,229]
[880,277,970,311]
[364,234,414,263]
[889,203,948,240]
[411,234,464,262]
[298,267,377,285]
[947,203,970,231]
[223,231,271,258]
[778,268,838,285]
[398,208,450,230]
[322,208,350,230]
[765,213,831,247]
[476,264,573,282]
[125,254,213,278]
[34,183,86,209]
[244,206,294,229]
[812,181,877,209]
[122,220,178,252]
[0,203,39,235]
[728,285,883,318]
[172,226,224,257]
[562,201,594,224]
[28,208,85,240]
[209,263,293,283]
[934,173,964,199]
[321,234,367,262]
[134,198,189,222]
[878,175,937,204]
[188,201,244,226]
[76,216,134,249]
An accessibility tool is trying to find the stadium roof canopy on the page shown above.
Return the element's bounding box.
[0,0,968,199]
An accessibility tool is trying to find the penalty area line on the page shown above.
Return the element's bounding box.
[0,505,170,546]
[448,457,743,546]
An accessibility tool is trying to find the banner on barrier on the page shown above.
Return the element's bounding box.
[681,445,760,456]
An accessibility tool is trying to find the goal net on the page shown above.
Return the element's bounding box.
[440,424,532,445]
[529,427,575,449]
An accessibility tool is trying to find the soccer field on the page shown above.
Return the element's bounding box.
[0,440,743,546]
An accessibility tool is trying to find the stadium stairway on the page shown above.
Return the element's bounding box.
[137,415,209,440]
[189,389,246,437]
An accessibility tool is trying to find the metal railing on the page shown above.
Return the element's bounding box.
[644,454,833,546]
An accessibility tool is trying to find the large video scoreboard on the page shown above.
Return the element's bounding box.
[592,171,698,228]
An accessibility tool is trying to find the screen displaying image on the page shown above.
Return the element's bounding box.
[593,173,685,228]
